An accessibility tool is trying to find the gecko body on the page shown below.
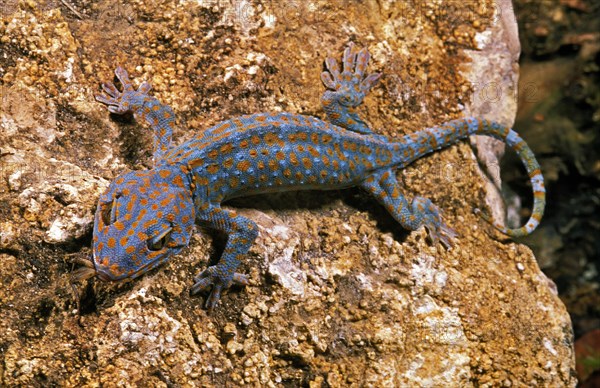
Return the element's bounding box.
[82,44,545,309]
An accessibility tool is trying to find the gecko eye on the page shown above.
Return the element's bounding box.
[100,195,122,225]
[147,227,173,251]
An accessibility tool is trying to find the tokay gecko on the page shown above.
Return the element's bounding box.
[76,43,545,310]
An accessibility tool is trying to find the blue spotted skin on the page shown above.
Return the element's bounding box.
[89,43,545,309]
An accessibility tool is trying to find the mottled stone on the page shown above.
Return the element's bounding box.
[0,0,575,386]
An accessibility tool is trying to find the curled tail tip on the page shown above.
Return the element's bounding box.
[474,208,541,238]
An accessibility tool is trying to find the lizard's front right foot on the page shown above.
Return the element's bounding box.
[411,197,457,249]
[321,42,382,108]
[95,66,152,114]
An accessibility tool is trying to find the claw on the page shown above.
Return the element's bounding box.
[361,72,382,91]
[191,267,250,310]
[425,222,457,249]
[114,66,134,92]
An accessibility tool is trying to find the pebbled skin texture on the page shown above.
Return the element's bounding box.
[86,43,546,310]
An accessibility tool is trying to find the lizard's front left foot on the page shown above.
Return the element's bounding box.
[191,266,250,310]
[95,66,152,114]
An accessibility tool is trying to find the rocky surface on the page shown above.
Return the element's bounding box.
[0,0,575,386]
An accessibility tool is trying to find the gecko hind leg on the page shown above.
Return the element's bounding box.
[361,169,457,248]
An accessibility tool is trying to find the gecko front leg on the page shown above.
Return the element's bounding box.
[191,204,258,310]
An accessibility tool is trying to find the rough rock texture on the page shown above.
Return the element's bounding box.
[0,0,575,386]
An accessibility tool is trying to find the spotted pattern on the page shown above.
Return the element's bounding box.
[89,43,546,310]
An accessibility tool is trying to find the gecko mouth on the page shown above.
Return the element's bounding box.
[71,257,98,282]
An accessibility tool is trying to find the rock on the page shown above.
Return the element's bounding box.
[0,0,575,386]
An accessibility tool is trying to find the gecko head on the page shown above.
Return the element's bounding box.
[91,168,195,281]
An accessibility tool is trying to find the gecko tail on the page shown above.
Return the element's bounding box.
[471,118,546,238]
[395,117,546,238]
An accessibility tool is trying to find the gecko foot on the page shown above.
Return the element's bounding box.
[95,66,152,114]
[191,266,250,310]
[425,222,458,249]
[415,199,457,248]
[321,42,382,107]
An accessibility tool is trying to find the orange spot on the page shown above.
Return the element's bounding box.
[120,236,128,246]
[251,135,260,145]
[152,105,160,111]
[311,133,319,144]
[240,139,249,148]
[189,159,203,169]
[529,169,541,178]
[249,149,258,158]
[264,133,278,146]
[268,159,278,171]
[208,149,218,159]
[143,219,158,229]
[283,169,292,178]
[214,122,230,134]
[114,221,125,231]
[320,170,328,178]
[302,157,312,169]
[308,146,319,157]
[276,151,285,160]
[257,161,265,169]
[172,175,184,187]
[237,160,251,172]
[207,164,220,174]
[159,170,171,178]
[107,238,116,249]
[223,158,234,169]
[109,263,123,276]
[259,174,267,182]
[220,143,233,154]
[230,177,239,188]
[290,153,299,166]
